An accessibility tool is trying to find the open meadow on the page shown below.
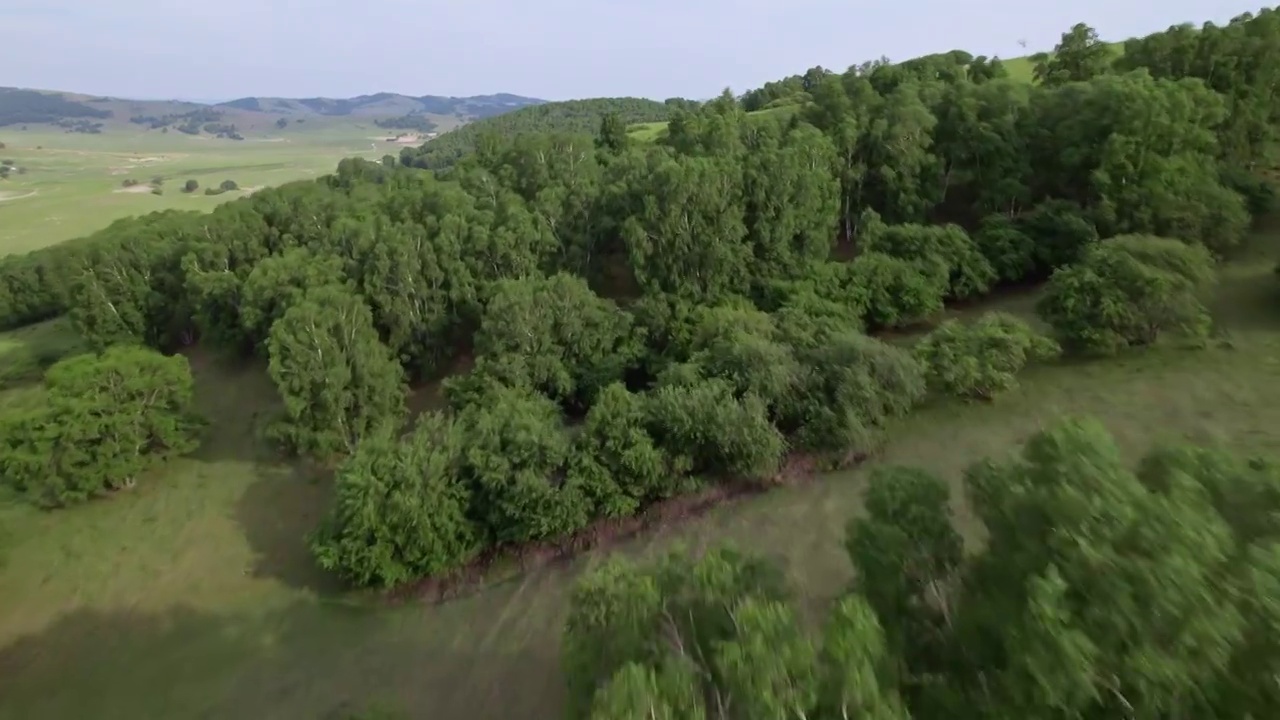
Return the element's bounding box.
[1,211,1277,719]
[0,123,419,254]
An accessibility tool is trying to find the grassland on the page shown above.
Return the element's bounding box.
[1,210,1277,719]
[0,123,422,254]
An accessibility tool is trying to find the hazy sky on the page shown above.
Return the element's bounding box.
[3,1,1267,101]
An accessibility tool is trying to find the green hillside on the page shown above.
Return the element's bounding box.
[399,97,679,170]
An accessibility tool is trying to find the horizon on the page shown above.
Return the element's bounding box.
[3,1,1270,103]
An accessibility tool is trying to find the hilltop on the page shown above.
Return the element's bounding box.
[396,39,1130,171]
[0,87,546,138]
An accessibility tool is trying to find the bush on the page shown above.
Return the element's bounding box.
[1220,165,1277,217]
[974,213,1035,283]
[0,346,202,508]
[860,216,996,300]
[567,383,687,518]
[915,312,1061,400]
[1018,199,1099,273]
[183,179,199,193]
[785,331,926,454]
[647,378,785,480]
[121,178,140,187]
[219,179,238,191]
[849,252,945,330]
[203,187,225,196]
[311,414,480,588]
[1036,234,1216,354]
[454,386,588,544]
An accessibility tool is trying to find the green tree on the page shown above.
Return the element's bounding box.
[1036,234,1216,354]
[183,179,199,193]
[1034,23,1113,85]
[0,346,201,507]
[266,285,407,458]
[456,273,642,412]
[915,312,1060,400]
[310,413,479,588]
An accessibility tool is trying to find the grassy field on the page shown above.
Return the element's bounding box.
[1,212,1277,719]
[0,123,417,254]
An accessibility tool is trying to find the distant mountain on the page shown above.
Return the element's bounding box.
[0,87,547,136]
[215,92,544,120]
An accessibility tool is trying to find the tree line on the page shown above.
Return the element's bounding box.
[0,4,1276,677]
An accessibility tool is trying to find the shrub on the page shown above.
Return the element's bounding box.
[915,312,1061,400]
[219,179,238,191]
[454,386,588,544]
[150,187,163,196]
[183,179,199,193]
[203,187,225,196]
[1018,199,1099,273]
[310,414,480,588]
[861,215,996,299]
[848,252,945,330]
[974,213,1035,283]
[0,346,202,507]
[567,383,686,518]
[785,331,926,455]
[1036,234,1216,354]
[647,378,785,481]
[121,178,140,187]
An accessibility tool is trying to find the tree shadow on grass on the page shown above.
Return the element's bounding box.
[0,600,565,720]
[234,460,343,597]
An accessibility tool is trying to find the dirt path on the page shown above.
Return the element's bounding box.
[0,190,38,202]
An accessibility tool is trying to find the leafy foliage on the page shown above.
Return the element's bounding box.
[563,417,1280,719]
[915,312,1060,399]
[266,285,407,458]
[0,346,202,507]
[1037,234,1216,354]
[311,414,478,588]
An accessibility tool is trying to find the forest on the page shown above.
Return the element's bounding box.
[2,8,1280,718]
[398,96,689,169]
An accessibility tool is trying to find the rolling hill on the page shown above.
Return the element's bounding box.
[398,96,683,170]
[0,87,546,138]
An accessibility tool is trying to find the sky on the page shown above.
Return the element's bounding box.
[3,1,1269,102]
